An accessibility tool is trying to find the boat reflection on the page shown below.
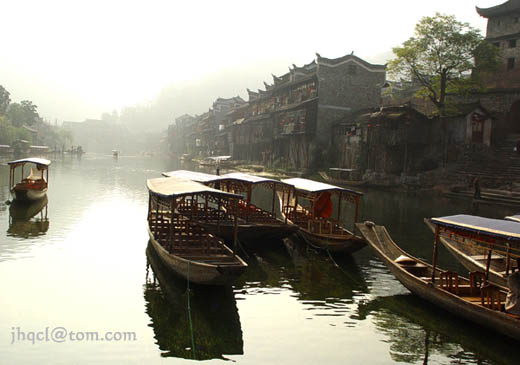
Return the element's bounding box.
[235,237,368,319]
[356,294,518,364]
[144,243,243,361]
[8,196,49,238]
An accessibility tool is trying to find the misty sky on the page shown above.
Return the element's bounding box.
[0,0,502,123]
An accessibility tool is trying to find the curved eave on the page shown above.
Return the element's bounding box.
[476,2,520,18]
[8,157,51,167]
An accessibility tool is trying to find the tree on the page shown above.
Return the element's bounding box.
[389,13,499,116]
[7,100,40,127]
[0,85,10,115]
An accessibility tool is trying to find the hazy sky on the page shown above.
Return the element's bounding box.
[0,0,502,123]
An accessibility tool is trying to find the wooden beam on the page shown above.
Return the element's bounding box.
[431,225,440,285]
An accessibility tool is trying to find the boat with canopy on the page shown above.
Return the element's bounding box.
[147,176,247,285]
[357,220,520,342]
[162,170,298,243]
[425,215,520,287]
[279,177,365,253]
[8,158,51,202]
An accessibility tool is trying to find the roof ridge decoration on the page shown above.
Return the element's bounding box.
[477,0,520,17]
[317,53,386,72]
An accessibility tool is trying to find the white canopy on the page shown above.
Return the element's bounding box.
[281,177,362,195]
[147,177,240,199]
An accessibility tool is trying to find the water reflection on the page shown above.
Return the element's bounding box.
[357,294,518,364]
[144,243,243,361]
[7,197,49,238]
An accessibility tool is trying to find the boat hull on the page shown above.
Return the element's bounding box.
[357,222,520,342]
[147,227,246,285]
[11,187,47,202]
[200,221,299,244]
[296,228,366,254]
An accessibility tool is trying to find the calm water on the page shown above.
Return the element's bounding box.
[0,154,517,364]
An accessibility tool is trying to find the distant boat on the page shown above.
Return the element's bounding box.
[279,177,366,254]
[356,221,520,342]
[147,177,247,285]
[8,158,51,202]
[319,169,368,187]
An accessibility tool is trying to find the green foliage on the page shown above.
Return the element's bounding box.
[7,100,40,127]
[388,13,499,116]
[0,85,10,115]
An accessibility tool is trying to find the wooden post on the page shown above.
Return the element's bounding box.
[337,191,343,222]
[271,182,276,215]
[169,198,175,253]
[484,246,493,283]
[284,188,288,224]
[354,196,360,224]
[506,242,511,276]
[431,225,440,285]
[233,198,239,254]
[217,196,221,234]
[246,184,252,223]
[204,193,208,222]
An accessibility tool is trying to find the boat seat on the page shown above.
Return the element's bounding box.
[469,271,486,296]
[481,284,504,311]
[440,271,459,294]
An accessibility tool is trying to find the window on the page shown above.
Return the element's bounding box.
[508,57,516,70]
[510,39,517,48]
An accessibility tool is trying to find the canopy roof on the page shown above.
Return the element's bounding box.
[8,158,51,167]
[208,155,231,161]
[476,1,520,18]
[161,170,221,183]
[147,177,240,199]
[219,172,289,186]
[281,177,362,196]
[431,214,520,241]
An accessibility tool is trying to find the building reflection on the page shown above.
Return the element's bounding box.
[356,294,518,364]
[144,243,243,361]
[8,197,49,238]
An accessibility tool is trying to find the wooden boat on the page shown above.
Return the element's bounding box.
[147,177,247,285]
[162,170,298,243]
[356,221,520,342]
[8,158,51,202]
[424,217,516,287]
[112,150,120,158]
[279,178,366,254]
[319,169,368,187]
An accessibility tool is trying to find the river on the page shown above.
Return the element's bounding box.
[0,154,517,364]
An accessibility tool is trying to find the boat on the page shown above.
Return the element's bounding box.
[144,243,243,360]
[279,177,366,254]
[162,170,298,243]
[147,176,247,285]
[356,220,520,342]
[112,150,120,158]
[319,169,368,187]
[8,158,51,202]
[424,216,520,287]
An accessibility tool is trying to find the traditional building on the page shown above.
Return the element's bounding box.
[230,53,386,169]
[477,0,520,88]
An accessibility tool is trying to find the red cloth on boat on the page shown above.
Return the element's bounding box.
[314,192,332,219]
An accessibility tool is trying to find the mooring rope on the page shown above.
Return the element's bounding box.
[186,261,196,360]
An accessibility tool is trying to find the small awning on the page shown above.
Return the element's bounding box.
[329,168,356,172]
[233,118,245,125]
[208,155,231,161]
[281,177,362,196]
[161,170,221,183]
[147,177,240,199]
[8,158,51,167]
[431,214,520,241]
